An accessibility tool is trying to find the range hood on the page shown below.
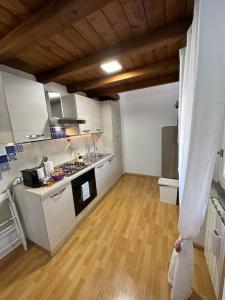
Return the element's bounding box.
[49,117,86,127]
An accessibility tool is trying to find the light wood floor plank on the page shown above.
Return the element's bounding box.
[0,175,216,299]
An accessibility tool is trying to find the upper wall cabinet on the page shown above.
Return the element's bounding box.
[0,72,51,144]
[61,94,103,135]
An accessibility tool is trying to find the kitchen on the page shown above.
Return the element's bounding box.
[0,1,225,300]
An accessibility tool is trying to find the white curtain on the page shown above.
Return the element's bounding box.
[168,0,225,299]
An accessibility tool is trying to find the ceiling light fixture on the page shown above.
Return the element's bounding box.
[101,60,122,74]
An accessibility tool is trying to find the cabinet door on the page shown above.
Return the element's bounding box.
[2,72,51,143]
[76,95,103,134]
[42,184,75,251]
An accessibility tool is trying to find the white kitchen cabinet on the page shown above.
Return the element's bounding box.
[42,184,76,252]
[61,94,103,134]
[204,199,225,299]
[76,94,103,134]
[95,154,123,199]
[0,71,51,143]
[15,183,76,255]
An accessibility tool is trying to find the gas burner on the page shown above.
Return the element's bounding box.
[60,162,87,177]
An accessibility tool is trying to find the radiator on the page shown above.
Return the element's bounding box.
[205,198,225,299]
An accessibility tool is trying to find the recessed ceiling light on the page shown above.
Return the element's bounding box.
[101,60,122,74]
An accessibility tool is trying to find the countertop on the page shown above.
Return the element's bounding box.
[16,153,114,198]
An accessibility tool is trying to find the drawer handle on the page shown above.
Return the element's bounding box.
[83,130,90,133]
[97,164,104,169]
[50,188,66,198]
[96,129,102,132]
[26,134,44,140]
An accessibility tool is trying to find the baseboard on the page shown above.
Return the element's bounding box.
[124,172,158,178]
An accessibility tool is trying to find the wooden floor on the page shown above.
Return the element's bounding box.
[0,175,215,300]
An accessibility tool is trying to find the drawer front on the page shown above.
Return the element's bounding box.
[42,184,75,250]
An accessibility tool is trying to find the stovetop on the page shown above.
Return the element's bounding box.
[60,162,87,177]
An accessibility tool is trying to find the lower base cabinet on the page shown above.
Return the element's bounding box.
[42,184,76,252]
[95,154,123,199]
[16,183,76,256]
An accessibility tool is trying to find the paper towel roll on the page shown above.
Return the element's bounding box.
[37,167,45,180]
[44,161,54,176]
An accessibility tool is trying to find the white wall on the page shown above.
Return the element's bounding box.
[120,82,179,177]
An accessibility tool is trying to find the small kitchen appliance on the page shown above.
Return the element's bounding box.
[21,168,42,188]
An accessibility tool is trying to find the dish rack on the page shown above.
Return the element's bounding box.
[0,189,27,259]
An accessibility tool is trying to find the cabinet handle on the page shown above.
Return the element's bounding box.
[26,134,44,140]
[96,129,102,132]
[97,164,104,169]
[50,188,66,199]
[83,130,90,133]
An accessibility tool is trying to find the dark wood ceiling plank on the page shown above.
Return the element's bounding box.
[72,18,106,51]
[68,58,178,92]
[38,19,190,82]
[165,0,186,24]
[0,21,11,37]
[39,38,75,62]
[61,27,95,55]
[102,0,133,41]
[49,33,83,59]
[0,0,114,61]
[20,0,47,13]
[120,0,149,35]
[186,0,194,17]
[0,0,31,20]
[86,73,179,96]
[143,0,166,32]
[0,6,21,29]
[86,10,120,46]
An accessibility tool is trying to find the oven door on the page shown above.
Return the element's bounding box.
[71,168,97,216]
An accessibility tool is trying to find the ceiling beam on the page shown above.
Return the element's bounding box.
[67,58,179,92]
[0,0,113,61]
[85,74,179,97]
[38,19,191,83]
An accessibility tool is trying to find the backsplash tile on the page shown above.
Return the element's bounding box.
[0,172,2,181]
[5,145,15,154]
[50,127,67,139]
[7,153,17,162]
[15,144,24,153]
[0,162,10,172]
[0,155,8,164]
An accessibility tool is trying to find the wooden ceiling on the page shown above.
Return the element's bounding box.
[0,0,194,98]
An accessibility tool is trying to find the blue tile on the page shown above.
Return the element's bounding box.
[5,145,15,154]
[7,153,17,161]
[15,144,24,153]
[51,133,58,139]
[0,162,10,172]
[0,155,8,164]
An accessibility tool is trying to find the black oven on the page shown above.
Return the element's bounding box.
[71,168,97,216]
